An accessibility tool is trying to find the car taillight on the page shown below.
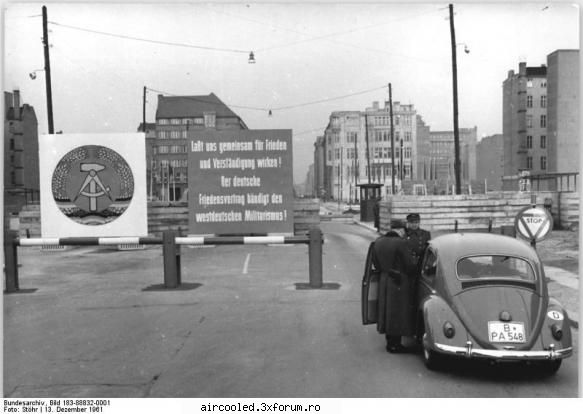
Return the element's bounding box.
[443,321,455,338]
[551,324,563,340]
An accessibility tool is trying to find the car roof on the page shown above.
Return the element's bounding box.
[429,233,541,264]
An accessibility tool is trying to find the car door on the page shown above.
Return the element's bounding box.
[361,241,380,325]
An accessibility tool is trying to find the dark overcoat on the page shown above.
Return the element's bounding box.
[405,228,431,267]
[371,233,417,337]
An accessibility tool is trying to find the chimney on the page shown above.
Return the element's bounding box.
[13,89,21,120]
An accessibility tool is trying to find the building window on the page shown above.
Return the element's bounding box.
[541,156,547,170]
[9,139,15,150]
[404,147,412,159]
[327,150,332,162]
[347,132,357,143]
[334,134,340,143]
[540,135,546,149]
[158,119,169,125]
[526,156,533,169]
[526,115,533,128]
[540,115,546,128]
[541,81,547,88]
[204,113,216,128]
[404,131,411,142]
[526,79,533,88]
[181,130,188,139]
[171,118,181,125]
[540,95,546,108]
[170,130,181,139]
[526,95,533,108]
[193,117,204,125]
[157,130,167,139]
[327,136,332,146]
[526,135,532,149]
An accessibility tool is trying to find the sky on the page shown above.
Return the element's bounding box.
[3,1,580,184]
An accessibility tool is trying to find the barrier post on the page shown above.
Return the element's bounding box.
[308,227,323,288]
[162,230,180,288]
[4,230,19,293]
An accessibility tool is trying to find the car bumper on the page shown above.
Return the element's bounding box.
[434,342,573,361]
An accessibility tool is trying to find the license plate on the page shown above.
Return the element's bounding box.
[488,321,526,343]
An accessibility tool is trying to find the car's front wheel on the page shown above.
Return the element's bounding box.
[422,333,442,370]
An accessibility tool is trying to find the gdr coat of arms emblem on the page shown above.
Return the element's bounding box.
[52,145,134,225]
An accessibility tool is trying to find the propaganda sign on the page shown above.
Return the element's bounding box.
[40,133,147,238]
[514,206,553,243]
[188,129,293,235]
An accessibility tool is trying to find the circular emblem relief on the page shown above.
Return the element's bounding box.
[52,145,134,225]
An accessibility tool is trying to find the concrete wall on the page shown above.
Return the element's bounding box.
[17,200,321,238]
[378,191,579,233]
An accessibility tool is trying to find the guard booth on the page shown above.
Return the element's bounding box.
[358,183,383,222]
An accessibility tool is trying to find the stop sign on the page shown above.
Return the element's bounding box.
[514,206,553,243]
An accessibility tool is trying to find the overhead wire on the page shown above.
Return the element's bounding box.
[146,85,387,113]
[48,21,251,54]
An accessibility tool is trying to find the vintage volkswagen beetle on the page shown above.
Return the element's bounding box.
[416,232,573,373]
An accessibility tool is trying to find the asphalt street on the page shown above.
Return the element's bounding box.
[2,217,579,398]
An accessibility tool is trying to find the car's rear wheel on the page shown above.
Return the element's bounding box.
[538,359,562,376]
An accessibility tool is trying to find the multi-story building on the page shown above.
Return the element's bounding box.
[313,136,327,199]
[476,134,504,191]
[426,127,478,192]
[547,50,579,175]
[3,90,39,220]
[150,93,247,201]
[502,50,579,190]
[137,122,157,200]
[502,62,548,180]
[318,101,419,202]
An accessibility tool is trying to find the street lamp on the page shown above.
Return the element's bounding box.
[29,69,44,80]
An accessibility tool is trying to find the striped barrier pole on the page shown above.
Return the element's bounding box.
[12,231,323,289]
[163,230,181,288]
[308,227,323,288]
[4,230,19,293]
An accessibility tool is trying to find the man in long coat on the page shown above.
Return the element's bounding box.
[371,221,418,353]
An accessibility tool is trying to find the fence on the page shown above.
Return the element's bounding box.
[379,191,579,233]
[16,199,321,238]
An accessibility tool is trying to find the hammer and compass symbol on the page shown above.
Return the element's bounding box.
[73,163,113,212]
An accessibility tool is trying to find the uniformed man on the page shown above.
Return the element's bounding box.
[405,213,431,269]
[371,220,418,353]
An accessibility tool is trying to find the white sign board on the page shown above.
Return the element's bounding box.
[39,133,148,238]
[514,206,553,243]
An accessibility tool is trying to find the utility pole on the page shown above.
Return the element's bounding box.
[389,83,395,194]
[365,113,371,184]
[449,3,462,194]
[42,5,54,134]
[143,86,147,132]
[354,132,358,202]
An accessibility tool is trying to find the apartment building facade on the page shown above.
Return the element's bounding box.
[547,50,579,175]
[4,90,40,217]
[150,93,248,201]
[502,50,579,190]
[318,101,419,202]
[476,134,504,191]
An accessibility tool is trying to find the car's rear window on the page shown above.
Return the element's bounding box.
[456,255,535,281]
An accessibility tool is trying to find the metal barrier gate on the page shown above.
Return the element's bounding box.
[4,228,324,293]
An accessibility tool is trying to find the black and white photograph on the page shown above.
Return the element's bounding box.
[2,0,581,409]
